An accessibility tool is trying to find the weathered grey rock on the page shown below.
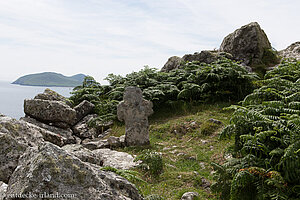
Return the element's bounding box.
[181,192,199,200]
[50,121,71,129]
[161,56,182,72]
[161,51,233,72]
[34,88,72,106]
[117,87,153,146]
[74,100,95,123]
[21,116,76,145]
[62,144,103,166]
[0,181,7,200]
[82,138,110,150]
[279,41,300,60]
[6,142,143,200]
[72,114,113,139]
[107,135,125,148]
[24,99,77,125]
[0,115,44,147]
[0,132,26,183]
[182,50,225,64]
[220,22,272,65]
[93,148,139,170]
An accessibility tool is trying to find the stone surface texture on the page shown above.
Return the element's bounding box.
[73,114,113,139]
[220,22,271,65]
[93,148,139,169]
[0,115,44,147]
[21,116,76,145]
[62,144,103,166]
[73,100,95,123]
[0,181,7,200]
[161,56,182,72]
[181,192,199,200]
[6,142,143,200]
[34,88,71,106]
[0,132,26,183]
[117,87,153,146]
[24,99,77,125]
[279,41,300,60]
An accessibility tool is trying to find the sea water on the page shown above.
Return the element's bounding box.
[0,81,73,119]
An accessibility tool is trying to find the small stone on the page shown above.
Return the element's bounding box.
[181,192,199,200]
[92,148,139,169]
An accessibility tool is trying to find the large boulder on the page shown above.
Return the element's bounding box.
[279,41,300,60]
[220,22,272,65]
[24,99,77,125]
[93,148,139,170]
[161,56,182,72]
[34,88,72,106]
[0,115,44,147]
[74,100,95,123]
[21,116,76,145]
[6,142,143,200]
[0,133,26,183]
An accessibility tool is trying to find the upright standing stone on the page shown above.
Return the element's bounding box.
[117,87,153,146]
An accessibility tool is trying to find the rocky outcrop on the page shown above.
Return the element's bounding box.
[93,148,139,170]
[279,41,300,60]
[6,142,143,200]
[161,51,233,72]
[21,116,76,145]
[182,50,232,64]
[34,88,72,106]
[220,22,272,65]
[62,144,103,166]
[161,56,182,72]
[24,99,77,125]
[0,115,44,147]
[82,138,110,150]
[72,114,112,139]
[0,132,26,183]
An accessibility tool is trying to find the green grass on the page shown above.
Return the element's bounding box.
[109,102,234,200]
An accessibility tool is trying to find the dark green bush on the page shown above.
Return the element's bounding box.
[70,58,258,123]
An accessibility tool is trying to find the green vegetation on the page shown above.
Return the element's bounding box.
[12,72,86,87]
[110,103,233,199]
[68,57,300,199]
[70,58,258,123]
[214,59,300,199]
[251,48,280,77]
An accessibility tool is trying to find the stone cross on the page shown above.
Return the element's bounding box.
[117,87,153,146]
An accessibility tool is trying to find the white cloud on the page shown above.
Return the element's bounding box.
[0,0,299,83]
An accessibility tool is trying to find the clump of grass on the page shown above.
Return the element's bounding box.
[134,149,164,178]
[199,120,220,136]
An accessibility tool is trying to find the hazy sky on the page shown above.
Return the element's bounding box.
[0,0,299,83]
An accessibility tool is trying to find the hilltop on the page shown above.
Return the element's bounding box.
[12,72,86,87]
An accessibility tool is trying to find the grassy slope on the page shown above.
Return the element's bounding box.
[109,102,234,200]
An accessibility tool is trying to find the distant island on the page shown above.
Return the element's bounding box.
[12,72,86,87]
